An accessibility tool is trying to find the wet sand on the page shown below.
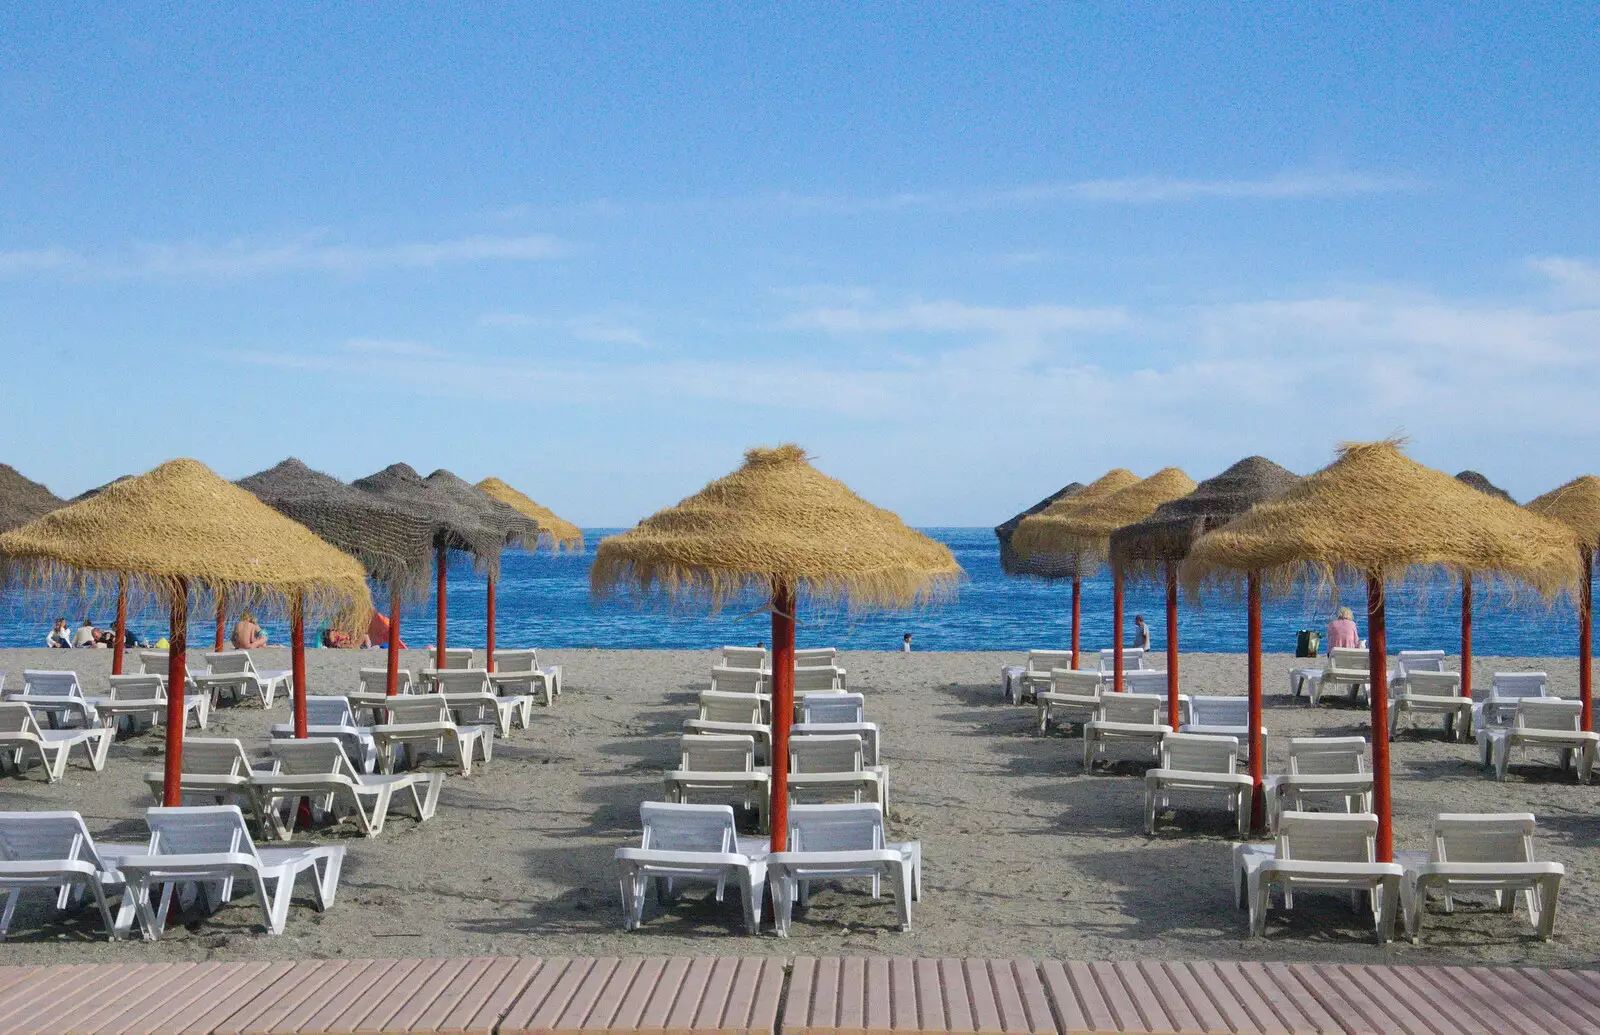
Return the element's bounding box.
[0,646,1595,965]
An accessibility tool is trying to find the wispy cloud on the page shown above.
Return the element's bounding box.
[1530,256,1600,303]
[786,300,1130,339]
[478,311,655,346]
[0,233,561,280]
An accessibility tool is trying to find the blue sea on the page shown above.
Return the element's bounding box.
[1,528,1590,655]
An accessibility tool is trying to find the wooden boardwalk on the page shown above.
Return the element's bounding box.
[2,957,1599,1035]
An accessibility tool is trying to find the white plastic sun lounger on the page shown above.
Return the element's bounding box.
[615,802,767,934]
[792,720,881,766]
[488,649,562,705]
[1388,669,1471,741]
[89,674,210,735]
[1474,672,1550,732]
[0,811,146,940]
[800,692,864,725]
[357,666,414,696]
[194,651,292,708]
[1400,812,1564,944]
[1016,650,1076,704]
[430,669,533,737]
[720,646,768,671]
[1097,647,1149,673]
[709,666,767,695]
[0,703,113,783]
[370,696,494,776]
[1181,695,1265,759]
[142,737,278,833]
[1037,669,1101,733]
[7,670,99,728]
[1233,811,1403,943]
[787,732,887,810]
[1478,698,1598,783]
[768,802,920,936]
[663,735,770,832]
[699,689,771,724]
[113,805,343,939]
[1083,693,1168,771]
[1260,736,1373,833]
[1315,647,1373,706]
[1145,732,1254,838]
[794,666,847,693]
[254,738,442,839]
[268,695,379,772]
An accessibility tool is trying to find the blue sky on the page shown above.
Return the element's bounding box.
[3,3,1598,525]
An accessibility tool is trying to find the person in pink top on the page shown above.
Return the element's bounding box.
[1326,606,1361,652]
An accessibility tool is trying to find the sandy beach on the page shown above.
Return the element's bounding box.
[0,645,1595,966]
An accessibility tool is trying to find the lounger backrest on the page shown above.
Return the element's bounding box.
[439,648,475,670]
[1491,672,1548,699]
[793,666,845,692]
[358,667,409,694]
[720,647,768,670]
[1097,648,1148,671]
[181,738,257,776]
[679,734,755,772]
[1097,693,1162,725]
[1026,650,1074,676]
[698,692,764,724]
[1327,647,1370,672]
[1187,696,1248,727]
[1048,669,1102,695]
[790,733,864,774]
[638,802,735,853]
[304,696,357,726]
[1277,811,1377,863]
[1123,670,1167,695]
[492,649,538,673]
[1514,698,1582,731]
[1431,813,1538,864]
[709,667,765,695]
[802,693,865,725]
[136,651,169,675]
[1159,733,1238,773]
[794,648,838,667]
[146,805,258,863]
[205,651,257,676]
[21,671,85,699]
[269,737,358,778]
[787,802,884,852]
[433,669,491,694]
[0,703,43,737]
[1397,650,1447,673]
[0,811,106,869]
[1403,671,1461,695]
[107,674,166,701]
[1286,736,1368,775]
[384,697,452,724]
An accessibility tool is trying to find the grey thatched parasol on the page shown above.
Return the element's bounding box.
[994,482,1084,578]
[1456,470,1515,504]
[0,464,65,534]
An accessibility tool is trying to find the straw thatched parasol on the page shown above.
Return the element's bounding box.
[1000,469,1139,667]
[994,481,1084,578]
[1182,440,1580,856]
[593,443,961,852]
[1453,471,1519,698]
[0,465,64,535]
[353,464,504,670]
[477,477,585,553]
[0,458,374,802]
[1527,475,1600,729]
[1110,457,1301,729]
[424,469,547,670]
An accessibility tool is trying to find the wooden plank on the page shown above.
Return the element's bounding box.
[224,959,365,1035]
[745,958,784,1035]
[113,963,279,1035]
[690,958,741,1034]
[1255,963,1341,1035]
[962,959,1004,1035]
[442,958,547,1035]
[1431,966,1542,1035]
[1378,966,1488,1035]
[263,959,389,1035]
[607,959,670,1034]
[863,958,891,1035]
[43,963,201,1035]
[501,958,589,1035]
[1037,960,1109,1035]
[1533,971,1600,1031]
[637,959,695,1035]
[913,960,947,1035]
[0,964,132,1032]
[784,961,819,1035]
[551,958,625,1035]
[662,958,716,1035]
[833,957,867,1035]
[335,959,435,1035]
[379,958,481,1035]
[936,961,973,1035]
[1207,962,1291,1035]
[1470,967,1583,1035]
[6,964,175,1035]
[1100,962,1172,1033]
[889,959,919,1033]
[1128,963,1205,1035]
[1087,961,1151,1034]
[1233,963,1321,1035]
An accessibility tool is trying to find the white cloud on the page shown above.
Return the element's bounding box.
[0,233,561,280]
[1530,257,1600,304]
[341,338,452,359]
[565,317,652,347]
[786,300,1130,339]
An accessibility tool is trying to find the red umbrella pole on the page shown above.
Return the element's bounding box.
[486,575,497,673]
[162,577,189,807]
[1367,572,1392,862]
[1070,575,1082,669]
[1581,547,1593,732]
[213,589,226,651]
[1166,561,1180,730]
[385,586,402,696]
[769,581,797,851]
[1460,573,1473,699]
[1112,563,1125,692]
[1247,571,1264,832]
[435,546,448,669]
[111,576,127,676]
[291,592,308,738]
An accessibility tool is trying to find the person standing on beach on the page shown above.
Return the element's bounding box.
[1326,606,1361,653]
[901,633,912,652]
[1131,615,1151,651]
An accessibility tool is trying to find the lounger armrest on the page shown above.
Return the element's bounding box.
[614,848,752,867]
[768,849,903,866]
[117,851,260,873]
[1411,861,1565,879]
[1261,860,1404,879]
[0,859,100,880]
[1146,769,1253,787]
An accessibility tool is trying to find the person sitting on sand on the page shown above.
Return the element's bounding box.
[232,611,268,650]
[47,618,72,648]
[320,626,371,649]
[72,617,100,648]
[1326,606,1361,652]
